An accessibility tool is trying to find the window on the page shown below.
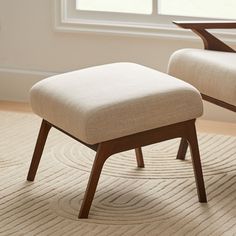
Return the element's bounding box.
[158,0,236,20]
[76,0,152,15]
[76,0,236,20]
[55,0,236,40]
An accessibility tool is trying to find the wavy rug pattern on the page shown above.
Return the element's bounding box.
[0,111,236,236]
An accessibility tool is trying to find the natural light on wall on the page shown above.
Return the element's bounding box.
[158,0,236,19]
[76,0,152,14]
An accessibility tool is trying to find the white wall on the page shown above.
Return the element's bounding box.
[0,0,235,122]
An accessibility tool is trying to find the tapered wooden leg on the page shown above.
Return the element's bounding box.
[27,120,51,181]
[186,122,207,202]
[177,138,188,160]
[135,147,145,168]
[79,143,112,218]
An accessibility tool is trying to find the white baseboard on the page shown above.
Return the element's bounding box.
[0,67,235,123]
[201,101,236,123]
[0,67,56,102]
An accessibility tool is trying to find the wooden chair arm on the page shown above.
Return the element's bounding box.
[173,21,236,29]
[173,21,236,52]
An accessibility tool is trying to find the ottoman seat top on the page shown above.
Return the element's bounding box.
[30,63,203,144]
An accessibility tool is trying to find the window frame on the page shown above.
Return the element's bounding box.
[54,0,236,43]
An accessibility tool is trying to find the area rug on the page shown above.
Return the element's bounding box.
[0,111,236,236]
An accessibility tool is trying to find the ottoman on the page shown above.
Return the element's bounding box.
[27,63,207,218]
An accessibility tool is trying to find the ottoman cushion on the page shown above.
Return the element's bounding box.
[30,63,203,144]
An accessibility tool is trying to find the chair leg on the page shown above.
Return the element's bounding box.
[177,138,188,160]
[27,120,51,181]
[186,122,207,203]
[135,147,145,168]
[79,143,112,218]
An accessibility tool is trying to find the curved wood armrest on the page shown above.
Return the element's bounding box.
[173,21,236,52]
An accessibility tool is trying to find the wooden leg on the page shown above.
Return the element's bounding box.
[177,138,188,160]
[186,122,207,202]
[135,147,145,168]
[79,143,112,218]
[27,119,205,218]
[27,120,51,181]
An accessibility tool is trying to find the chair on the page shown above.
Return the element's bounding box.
[168,21,236,160]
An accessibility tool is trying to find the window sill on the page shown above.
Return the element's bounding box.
[54,0,236,44]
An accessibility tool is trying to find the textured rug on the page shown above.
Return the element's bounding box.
[0,111,236,236]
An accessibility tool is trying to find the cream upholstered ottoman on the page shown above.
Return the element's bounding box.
[27,63,207,218]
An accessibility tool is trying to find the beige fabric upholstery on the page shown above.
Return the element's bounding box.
[30,63,203,144]
[168,48,236,106]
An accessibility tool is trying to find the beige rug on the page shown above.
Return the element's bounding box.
[0,111,236,236]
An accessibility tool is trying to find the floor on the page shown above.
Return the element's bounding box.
[1,100,236,235]
[0,100,236,136]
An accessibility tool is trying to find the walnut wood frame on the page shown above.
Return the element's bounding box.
[27,118,207,218]
[173,21,236,161]
[173,21,236,53]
